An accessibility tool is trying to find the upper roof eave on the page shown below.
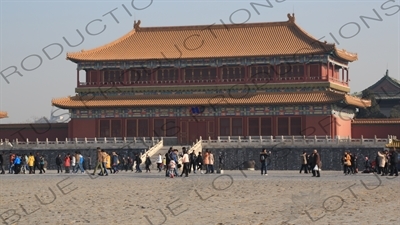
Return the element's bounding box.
[66,14,357,63]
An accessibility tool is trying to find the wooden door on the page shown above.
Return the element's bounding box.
[188,121,207,145]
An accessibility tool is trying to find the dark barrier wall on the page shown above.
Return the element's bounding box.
[3,147,385,171]
[206,147,384,171]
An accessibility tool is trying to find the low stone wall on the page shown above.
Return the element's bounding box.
[206,147,384,171]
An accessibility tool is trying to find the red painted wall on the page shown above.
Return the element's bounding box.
[68,119,96,138]
[334,116,352,138]
[352,124,400,138]
[0,123,68,141]
[303,115,335,137]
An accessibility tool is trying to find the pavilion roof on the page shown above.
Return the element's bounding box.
[52,90,370,109]
[362,70,400,99]
[0,111,8,119]
[67,14,357,62]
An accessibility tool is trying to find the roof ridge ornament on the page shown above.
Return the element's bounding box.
[134,20,141,31]
[287,13,295,23]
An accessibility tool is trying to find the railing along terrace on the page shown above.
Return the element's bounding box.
[77,75,349,87]
[0,137,162,150]
[201,135,395,147]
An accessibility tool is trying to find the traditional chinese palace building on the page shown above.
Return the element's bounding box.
[360,70,400,117]
[52,14,371,144]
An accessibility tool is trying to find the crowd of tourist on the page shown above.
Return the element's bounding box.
[0,147,398,177]
[297,149,322,177]
[339,148,399,176]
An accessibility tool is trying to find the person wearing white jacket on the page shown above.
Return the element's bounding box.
[71,154,76,173]
[156,153,162,172]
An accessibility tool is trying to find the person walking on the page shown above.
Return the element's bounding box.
[56,154,63,173]
[39,156,45,174]
[203,150,210,174]
[165,149,172,177]
[145,155,152,173]
[135,153,142,173]
[299,151,308,174]
[189,150,197,174]
[112,152,119,174]
[311,149,321,177]
[180,149,190,177]
[14,155,21,174]
[71,153,76,173]
[64,153,71,173]
[196,152,203,174]
[101,150,109,176]
[28,153,35,174]
[92,148,104,176]
[344,152,352,175]
[209,151,215,174]
[156,153,163,172]
[9,152,15,174]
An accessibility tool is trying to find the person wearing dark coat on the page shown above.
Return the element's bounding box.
[362,157,372,173]
[145,155,152,173]
[311,149,321,177]
[389,148,399,176]
[165,148,172,177]
[196,152,203,173]
[56,154,63,173]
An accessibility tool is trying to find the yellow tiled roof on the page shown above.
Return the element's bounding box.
[352,119,400,124]
[344,95,371,108]
[67,14,357,62]
[52,91,368,109]
[0,111,8,119]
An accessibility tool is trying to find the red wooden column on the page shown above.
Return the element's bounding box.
[150,69,154,84]
[326,62,329,81]
[123,69,128,85]
[216,66,221,84]
[303,63,307,81]
[346,68,349,84]
[244,65,248,82]
[76,69,79,87]
[178,68,182,84]
[273,65,277,81]
[341,67,344,83]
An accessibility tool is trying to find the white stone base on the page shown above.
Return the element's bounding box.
[247,168,255,171]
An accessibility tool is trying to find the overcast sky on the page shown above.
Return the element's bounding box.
[0,0,399,123]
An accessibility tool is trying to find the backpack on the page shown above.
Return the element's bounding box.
[260,155,265,161]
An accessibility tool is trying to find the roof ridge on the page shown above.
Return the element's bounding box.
[138,20,292,32]
[365,72,400,91]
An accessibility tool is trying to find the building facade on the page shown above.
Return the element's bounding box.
[52,14,370,144]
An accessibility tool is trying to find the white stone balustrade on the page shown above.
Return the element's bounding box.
[0,137,160,150]
[201,135,396,148]
[0,135,396,150]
